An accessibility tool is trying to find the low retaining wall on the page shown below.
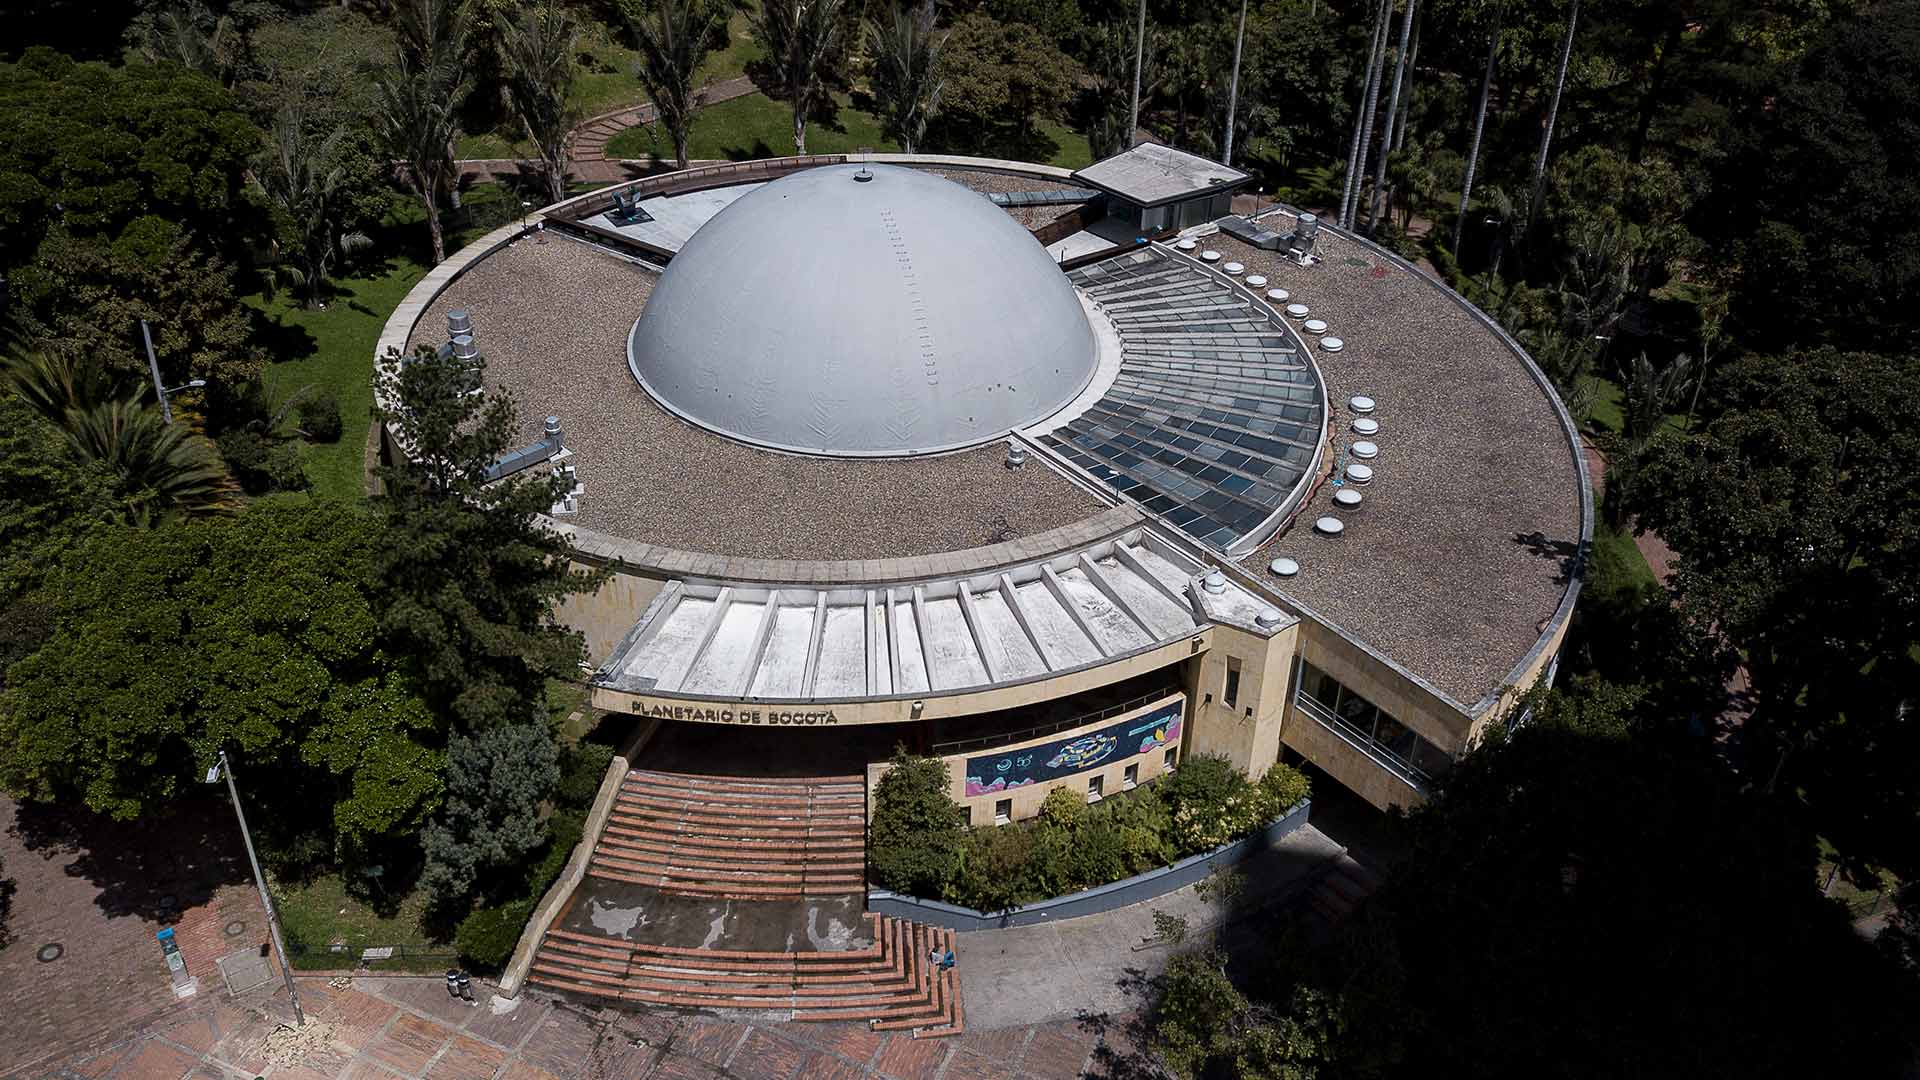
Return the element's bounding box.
[868,798,1311,932]
[497,714,664,996]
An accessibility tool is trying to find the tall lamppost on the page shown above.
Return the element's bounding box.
[138,318,206,424]
[206,751,305,1026]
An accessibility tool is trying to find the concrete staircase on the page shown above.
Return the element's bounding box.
[1306,852,1380,926]
[528,915,964,1037]
[590,770,868,900]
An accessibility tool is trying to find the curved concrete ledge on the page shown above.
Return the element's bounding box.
[868,798,1311,932]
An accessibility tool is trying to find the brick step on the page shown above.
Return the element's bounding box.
[871,927,952,1033]
[590,854,863,886]
[541,943,902,981]
[595,847,866,875]
[600,823,865,852]
[586,867,859,899]
[598,834,865,867]
[621,778,865,804]
[613,794,866,823]
[605,817,865,844]
[628,769,864,789]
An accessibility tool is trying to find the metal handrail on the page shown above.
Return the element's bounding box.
[1290,691,1432,792]
[929,686,1183,756]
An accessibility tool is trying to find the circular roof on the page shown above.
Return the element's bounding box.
[627,164,1098,456]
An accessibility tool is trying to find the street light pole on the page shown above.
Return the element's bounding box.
[211,751,305,1026]
[140,318,171,424]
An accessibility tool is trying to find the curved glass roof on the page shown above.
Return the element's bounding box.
[1046,248,1325,553]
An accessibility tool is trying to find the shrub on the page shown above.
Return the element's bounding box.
[524,809,585,897]
[868,748,965,897]
[455,897,533,971]
[297,390,344,443]
[216,429,309,493]
[1253,764,1311,821]
[555,741,616,809]
[1038,785,1085,827]
[951,818,1040,912]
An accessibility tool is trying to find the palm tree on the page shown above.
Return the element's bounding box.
[1221,0,1249,166]
[750,0,851,154]
[867,2,945,156]
[1084,19,1164,161]
[1367,0,1419,232]
[136,1,238,85]
[1526,0,1581,232]
[259,110,373,309]
[1,350,233,524]
[392,0,471,213]
[374,65,465,265]
[1127,0,1147,142]
[501,3,582,204]
[1453,0,1506,253]
[1340,0,1392,228]
[625,0,727,170]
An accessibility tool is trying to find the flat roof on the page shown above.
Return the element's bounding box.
[406,237,1110,562]
[1073,144,1250,208]
[1223,223,1586,709]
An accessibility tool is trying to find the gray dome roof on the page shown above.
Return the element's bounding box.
[627,164,1097,457]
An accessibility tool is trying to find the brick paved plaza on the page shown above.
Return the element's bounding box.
[22,974,1114,1080]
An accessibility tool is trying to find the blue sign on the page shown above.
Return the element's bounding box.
[965,699,1184,797]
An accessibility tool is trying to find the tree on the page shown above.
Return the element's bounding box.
[1367,0,1419,231]
[867,1,945,156]
[499,3,580,204]
[1628,349,1920,896]
[419,722,559,905]
[1523,0,1580,230]
[1339,0,1391,228]
[1,350,234,526]
[1080,18,1163,162]
[1452,0,1503,252]
[624,0,727,170]
[130,1,244,86]
[933,14,1077,155]
[372,345,602,733]
[749,0,850,154]
[257,109,379,309]
[0,500,444,861]
[374,63,464,265]
[867,748,964,898]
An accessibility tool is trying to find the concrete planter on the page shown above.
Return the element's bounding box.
[868,798,1311,932]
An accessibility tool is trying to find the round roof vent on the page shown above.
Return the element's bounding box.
[1333,487,1363,509]
[1352,440,1379,459]
[1223,261,1245,275]
[1303,318,1328,335]
[628,164,1097,457]
[450,334,479,361]
[1176,238,1197,251]
[1349,395,1376,414]
[1269,557,1300,577]
[1266,288,1290,303]
[1345,462,1374,484]
[1319,336,1344,353]
[1352,416,1379,436]
[1285,303,1310,319]
[1314,516,1345,536]
[1246,275,1268,287]
[447,309,474,336]
[1255,611,1285,629]
[1201,250,1222,262]
[1202,569,1227,594]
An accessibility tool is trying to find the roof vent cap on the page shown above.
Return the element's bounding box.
[1345,462,1374,485]
[1319,336,1345,352]
[854,166,874,182]
[1006,441,1028,468]
[1267,288,1290,303]
[1349,394,1376,414]
[1202,569,1227,594]
[1303,318,1328,335]
[1269,557,1300,577]
[1314,516,1345,537]
[1255,611,1284,629]
[1352,440,1379,460]
[1352,417,1379,436]
[450,334,479,361]
[1333,487,1362,509]
[446,309,473,336]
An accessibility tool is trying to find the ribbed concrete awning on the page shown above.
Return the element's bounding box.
[594,530,1289,703]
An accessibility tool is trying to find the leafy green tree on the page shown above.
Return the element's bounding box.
[375,64,465,266]
[419,722,560,905]
[129,1,247,86]
[500,3,580,204]
[933,14,1078,155]
[867,2,946,155]
[257,109,380,310]
[867,747,964,897]
[372,345,598,731]
[0,500,444,860]
[749,0,852,154]
[624,0,728,170]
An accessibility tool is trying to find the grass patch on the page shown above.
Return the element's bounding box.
[607,90,897,161]
[1590,513,1661,596]
[276,872,452,971]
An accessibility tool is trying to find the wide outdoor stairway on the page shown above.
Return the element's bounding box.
[529,915,964,1037]
[590,770,867,900]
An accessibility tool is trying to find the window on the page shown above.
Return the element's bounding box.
[1123,763,1139,789]
[1224,658,1242,709]
[963,805,975,827]
[1164,747,1178,770]
[1292,659,1451,787]
[994,799,1012,825]
[1087,775,1104,802]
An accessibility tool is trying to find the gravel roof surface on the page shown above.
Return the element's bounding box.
[927,167,1085,230]
[408,236,1107,561]
[1225,226,1586,708]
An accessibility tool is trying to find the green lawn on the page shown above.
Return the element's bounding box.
[275,871,453,971]
[606,90,1093,169]
[253,186,545,501]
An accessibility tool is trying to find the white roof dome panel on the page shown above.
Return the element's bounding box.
[628,164,1098,456]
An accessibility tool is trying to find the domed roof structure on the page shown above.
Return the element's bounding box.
[627,164,1098,457]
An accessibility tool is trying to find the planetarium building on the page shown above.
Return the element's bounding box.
[374,146,1589,1024]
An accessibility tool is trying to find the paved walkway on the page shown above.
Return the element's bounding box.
[568,77,760,166]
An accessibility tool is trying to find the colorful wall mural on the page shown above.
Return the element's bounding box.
[964,699,1185,797]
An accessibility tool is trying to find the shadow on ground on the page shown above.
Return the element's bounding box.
[9,797,250,923]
